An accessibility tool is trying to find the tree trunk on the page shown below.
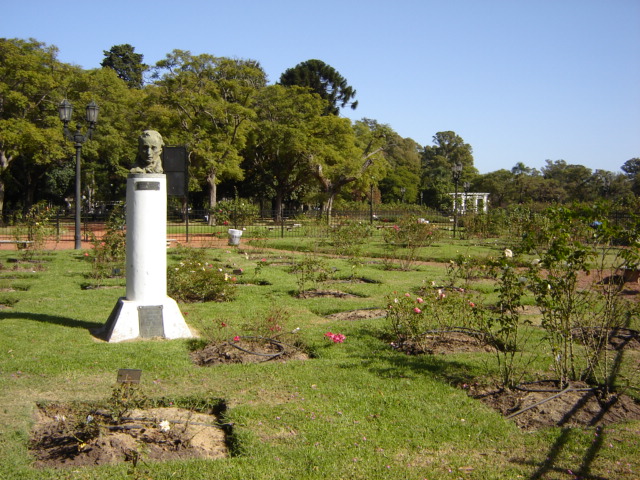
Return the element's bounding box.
[274,191,284,222]
[0,150,13,225]
[321,194,335,224]
[206,170,217,225]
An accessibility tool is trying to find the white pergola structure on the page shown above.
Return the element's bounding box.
[449,192,490,213]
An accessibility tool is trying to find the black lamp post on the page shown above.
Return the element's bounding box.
[452,162,462,238]
[369,176,375,224]
[58,99,99,250]
[463,181,470,214]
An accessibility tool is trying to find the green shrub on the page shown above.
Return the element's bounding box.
[289,255,330,295]
[14,202,55,260]
[386,287,480,348]
[329,221,374,257]
[87,205,126,283]
[382,216,440,270]
[167,249,237,303]
[211,196,258,228]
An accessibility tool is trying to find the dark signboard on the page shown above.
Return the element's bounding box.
[162,146,188,197]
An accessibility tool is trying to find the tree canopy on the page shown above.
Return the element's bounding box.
[0,37,637,217]
[101,44,146,89]
[279,59,358,115]
[421,131,477,209]
[149,50,266,212]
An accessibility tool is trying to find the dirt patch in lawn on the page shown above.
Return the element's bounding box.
[30,404,228,469]
[326,308,387,321]
[392,330,495,355]
[577,269,640,302]
[471,381,640,430]
[573,327,640,351]
[392,328,640,430]
[191,337,308,366]
[296,289,361,299]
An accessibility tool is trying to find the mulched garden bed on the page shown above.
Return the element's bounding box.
[391,328,640,430]
[325,308,387,321]
[191,337,308,366]
[391,330,495,355]
[470,381,640,430]
[30,404,228,468]
[296,289,360,299]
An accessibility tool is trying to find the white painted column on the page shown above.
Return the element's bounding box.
[125,174,167,302]
[98,174,192,343]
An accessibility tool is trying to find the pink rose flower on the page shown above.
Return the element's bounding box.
[325,332,346,343]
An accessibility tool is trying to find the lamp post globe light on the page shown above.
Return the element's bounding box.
[452,162,462,239]
[58,99,99,249]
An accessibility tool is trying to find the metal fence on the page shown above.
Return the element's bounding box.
[2,207,633,249]
[0,208,453,247]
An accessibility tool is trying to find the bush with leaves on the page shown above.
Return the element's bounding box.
[211,196,258,228]
[445,253,494,290]
[167,249,237,303]
[476,249,532,389]
[244,305,294,338]
[14,202,54,260]
[329,221,374,257]
[87,205,126,283]
[386,287,480,352]
[382,216,440,270]
[519,205,640,390]
[522,207,596,387]
[289,255,331,295]
[568,203,640,392]
[329,221,374,278]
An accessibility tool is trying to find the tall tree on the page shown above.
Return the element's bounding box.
[421,131,476,209]
[243,85,326,219]
[378,134,421,203]
[64,66,143,204]
[279,59,357,115]
[310,118,388,219]
[621,157,640,195]
[510,162,541,204]
[473,169,515,207]
[542,159,595,202]
[101,44,146,89]
[150,50,266,213]
[0,38,68,215]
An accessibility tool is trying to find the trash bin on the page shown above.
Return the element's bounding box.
[228,228,243,246]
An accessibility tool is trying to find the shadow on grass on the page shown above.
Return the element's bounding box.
[351,326,618,479]
[348,324,484,386]
[514,426,608,480]
[0,311,102,330]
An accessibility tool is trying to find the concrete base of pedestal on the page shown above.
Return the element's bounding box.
[97,297,193,343]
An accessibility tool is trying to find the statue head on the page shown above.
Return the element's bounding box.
[131,130,164,173]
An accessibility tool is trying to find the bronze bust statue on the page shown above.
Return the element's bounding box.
[131,130,164,174]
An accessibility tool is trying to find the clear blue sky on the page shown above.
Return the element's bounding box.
[4,0,639,174]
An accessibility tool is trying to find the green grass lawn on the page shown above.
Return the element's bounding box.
[0,244,638,479]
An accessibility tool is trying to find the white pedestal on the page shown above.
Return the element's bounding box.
[99,174,193,342]
[101,297,192,343]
